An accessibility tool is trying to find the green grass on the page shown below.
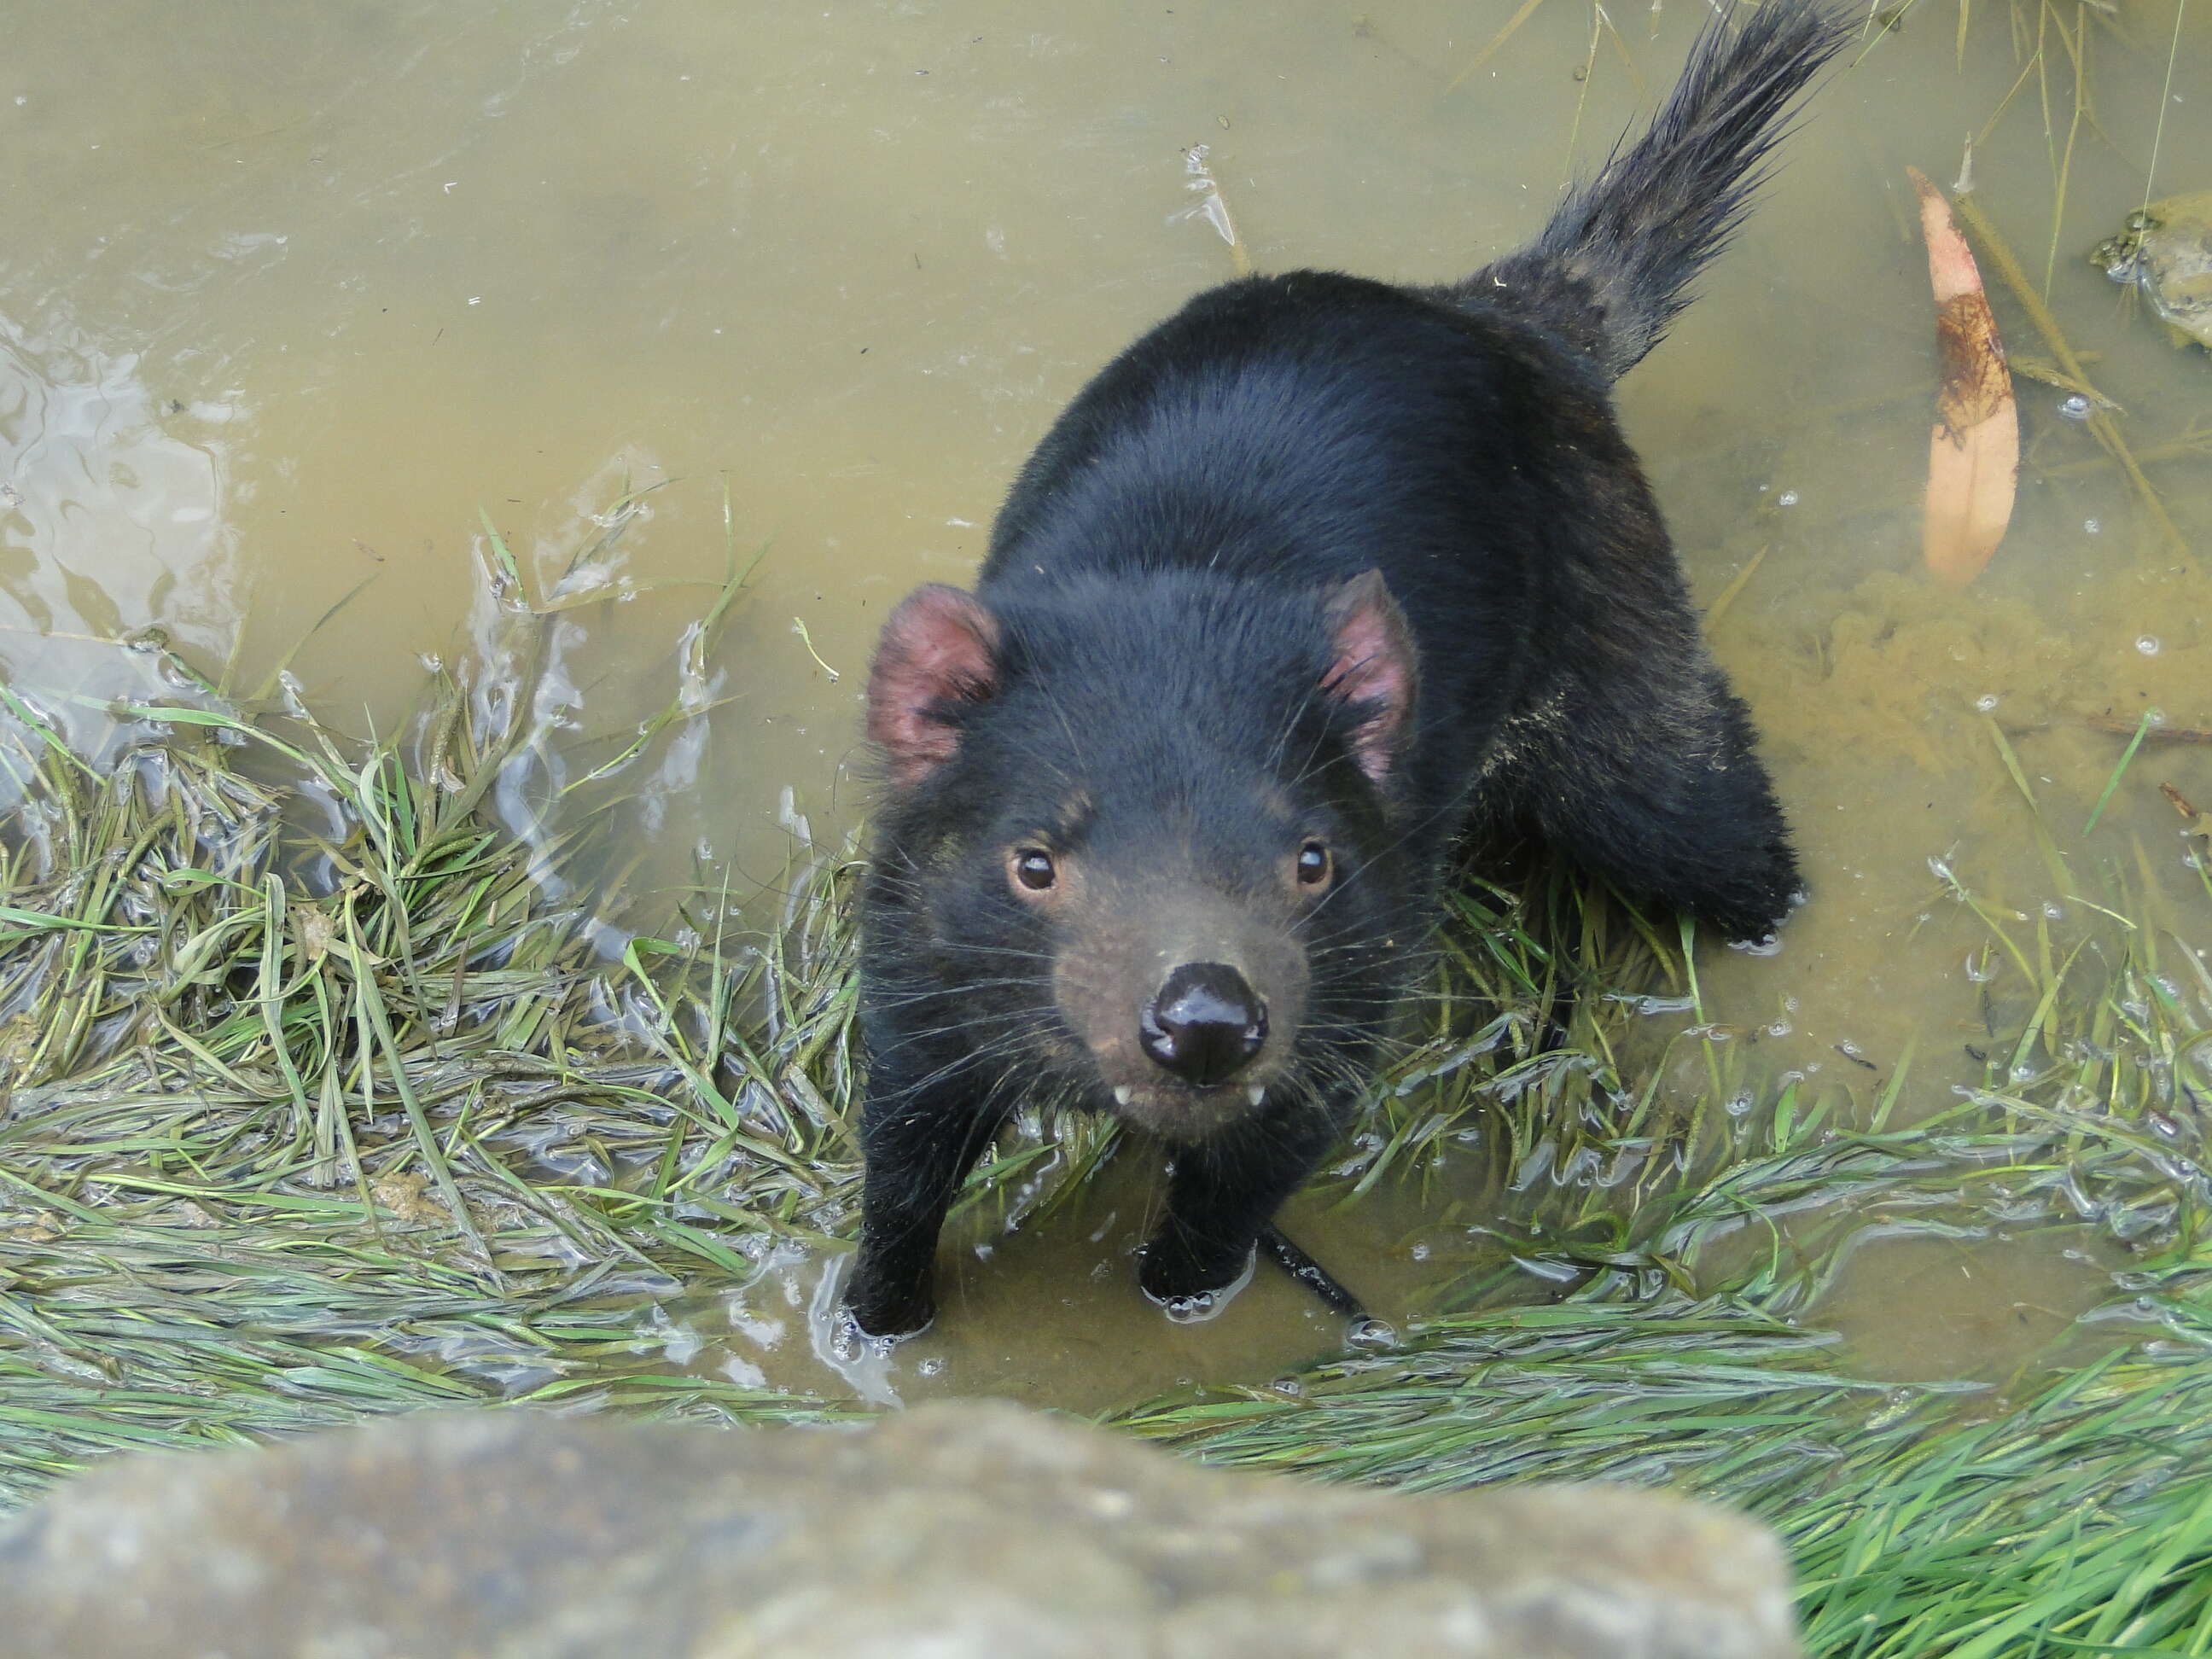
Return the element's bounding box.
[3,607,2210,1656]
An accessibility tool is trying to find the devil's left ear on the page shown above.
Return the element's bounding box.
[1320,569,1419,784]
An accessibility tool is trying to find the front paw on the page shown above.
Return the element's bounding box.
[1138,1238,1257,1324]
[844,1260,935,1342]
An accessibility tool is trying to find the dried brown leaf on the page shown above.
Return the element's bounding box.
[1910,166,2018,591]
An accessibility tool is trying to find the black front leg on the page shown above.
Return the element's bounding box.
[1139,1099,1342,1313]
[846,1067,1005,1341]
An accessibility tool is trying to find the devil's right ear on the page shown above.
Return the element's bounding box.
[1320,568,1418,786]
[865,584,1002,789]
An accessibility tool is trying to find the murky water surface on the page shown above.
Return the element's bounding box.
[5,0,2209,1407]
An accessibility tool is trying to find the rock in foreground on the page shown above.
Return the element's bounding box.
[0,1400,1798,1657]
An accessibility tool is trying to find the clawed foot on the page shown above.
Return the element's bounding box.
[1139,1242,1256,1324]
[830,1304,917,1362]
[841,1254,935,1345]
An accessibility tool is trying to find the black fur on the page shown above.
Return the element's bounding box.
[845,1,1842,1340]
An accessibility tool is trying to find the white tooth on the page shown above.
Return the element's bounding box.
[1248,1086,1266,1107]
[1113,1086,1132,1108]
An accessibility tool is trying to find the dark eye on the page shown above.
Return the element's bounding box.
[1011,848,1057,893]
[1296,840,1332,888]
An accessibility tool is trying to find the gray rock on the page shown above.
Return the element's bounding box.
[0,1400,1799,1657]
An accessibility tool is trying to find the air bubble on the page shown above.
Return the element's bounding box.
[2058,393,2092,420]
[2137,635,2161,656]
[1974,693,1999,713]
[1776,490,1800,507]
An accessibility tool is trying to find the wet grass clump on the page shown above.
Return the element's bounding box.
[3,637,2211,1657]
[0,677,877,1476]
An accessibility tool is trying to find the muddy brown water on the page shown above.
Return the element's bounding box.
[4,0,2209,1412]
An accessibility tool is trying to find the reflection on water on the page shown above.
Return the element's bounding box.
[0,314,242,755]
[1814,1226,2128,1385]
[3,0,2209,1406]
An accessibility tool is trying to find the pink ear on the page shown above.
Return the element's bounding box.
[867,584,1002,789]
[1321,570,1418,783]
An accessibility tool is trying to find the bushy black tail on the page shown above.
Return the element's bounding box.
[1465,0,1851,380]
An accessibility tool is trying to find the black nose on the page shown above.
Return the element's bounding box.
[1139,962,1267,1086]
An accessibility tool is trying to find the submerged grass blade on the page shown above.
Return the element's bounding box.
[2084,707,2160,837]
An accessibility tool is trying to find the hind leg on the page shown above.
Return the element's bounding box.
[1528,661,1800,945]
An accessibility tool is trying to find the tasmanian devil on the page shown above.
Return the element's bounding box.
[844,0,1845,1340]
